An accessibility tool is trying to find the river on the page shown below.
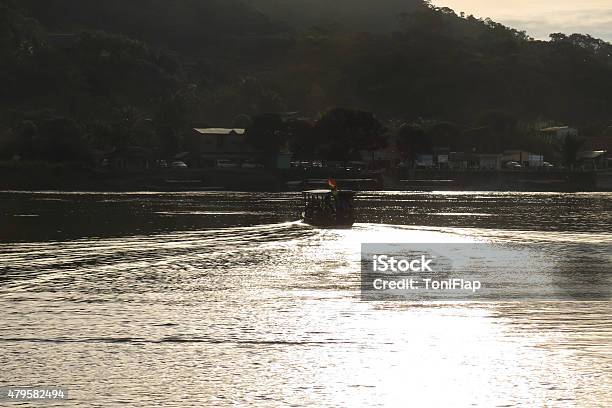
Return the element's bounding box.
[1,191,611,407]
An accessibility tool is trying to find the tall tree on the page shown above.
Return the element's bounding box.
[316,108,387,160]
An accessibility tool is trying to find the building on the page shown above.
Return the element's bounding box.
[415,154,434,168]
[577,150,608,170]
[448,152,479,170]
[527,154,544,168]
[188,128,261,167]
[540,126,578,143]
[192,128,247,153]
[447,153,502,170]
[501,150,548,168]
[478,154,502,170]
[583,128,612,169]
[585,127,612,152]
[360,146,401,169]
[434,147,450,169]
[502,150,531,166]
[276,142,293,169]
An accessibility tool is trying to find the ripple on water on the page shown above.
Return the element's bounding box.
[0,192,610,407]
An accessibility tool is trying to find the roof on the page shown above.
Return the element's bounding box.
[577,150,606,160]
[194,128,245,135]
[541,126,571,132]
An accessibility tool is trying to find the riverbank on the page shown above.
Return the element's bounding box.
[1,162,610,192]
[391,168,612,192]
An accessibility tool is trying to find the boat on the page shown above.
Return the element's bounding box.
[302,189,356,227]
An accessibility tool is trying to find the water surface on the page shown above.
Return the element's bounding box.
[1,191,611,407]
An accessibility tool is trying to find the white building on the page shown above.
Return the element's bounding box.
[540,126,578,143]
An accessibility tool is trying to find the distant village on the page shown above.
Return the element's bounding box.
[101,124,611,173]
[5,109,611,191]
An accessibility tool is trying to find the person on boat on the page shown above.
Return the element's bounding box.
[328,177,338,194]
[327,178,339,217]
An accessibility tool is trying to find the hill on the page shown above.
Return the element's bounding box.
[17,0,288,53]
[1,0,611,164]
[246,0,420,32]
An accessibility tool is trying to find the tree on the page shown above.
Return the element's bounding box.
[475,110,519,152]
[154,86,199,156]
[397,123,432,165]
[246,113,288,166]
[428,121,460,148]
[561,134,586,168]
[203,77,286,124]
[27,117,90,162]
[286,119,316,159]
[315,108,387,160]
[0,2,44,62]
[0,126,18,159]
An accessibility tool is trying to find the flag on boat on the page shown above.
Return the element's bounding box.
[328,178,337,189]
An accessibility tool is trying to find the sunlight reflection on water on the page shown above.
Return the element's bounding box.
[0,191,610,407]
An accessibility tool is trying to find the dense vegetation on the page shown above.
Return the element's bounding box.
[0,0,610,163]
[246,0,420,32]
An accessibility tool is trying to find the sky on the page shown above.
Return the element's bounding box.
[432,0,612,41]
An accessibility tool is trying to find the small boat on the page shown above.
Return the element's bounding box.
[302,189,356,227]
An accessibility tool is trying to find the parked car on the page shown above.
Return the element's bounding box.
[542,161,554,168]
[171,161,188,168]
[504,161,522,169]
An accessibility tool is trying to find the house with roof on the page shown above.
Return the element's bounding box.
[583,127,612,169]
[585,126,612,152]
[186,128,262,167]
[577,150,608,170]
[540,126,578,143]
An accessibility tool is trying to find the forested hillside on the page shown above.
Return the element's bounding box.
[1,0,611,163]
[18,0,287,52]
[246,0,420,32]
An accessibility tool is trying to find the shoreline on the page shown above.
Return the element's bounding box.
[1,163,610,192]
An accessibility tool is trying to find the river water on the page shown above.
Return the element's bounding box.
[1,191,611,407]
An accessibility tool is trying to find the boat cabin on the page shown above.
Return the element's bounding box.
[302,190,356,227]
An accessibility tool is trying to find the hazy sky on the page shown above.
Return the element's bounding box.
[432,0,612,41]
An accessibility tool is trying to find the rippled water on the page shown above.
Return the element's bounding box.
[1,191,611,407]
